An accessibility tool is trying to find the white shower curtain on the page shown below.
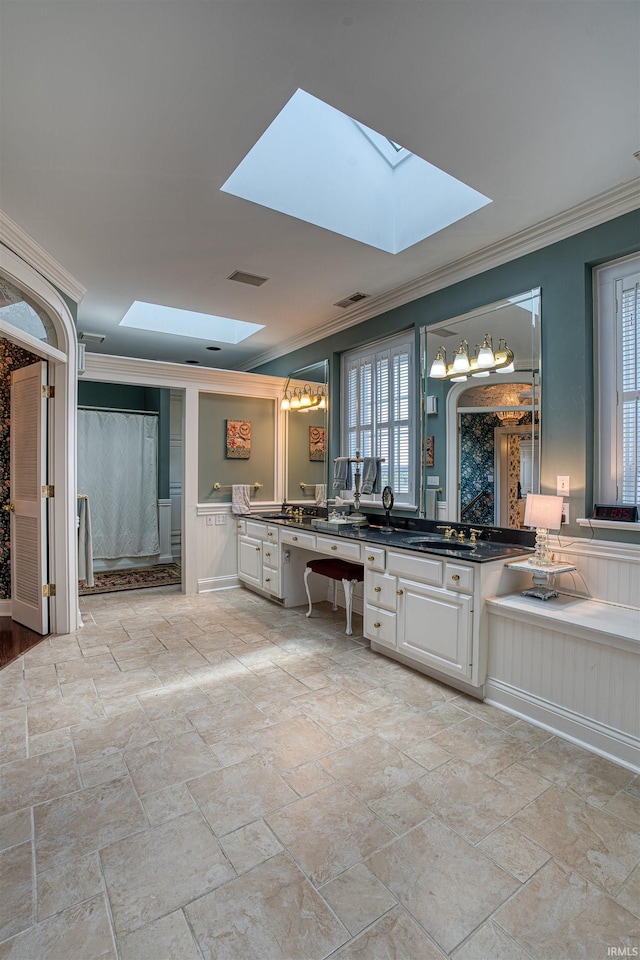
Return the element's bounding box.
[77,410,160,562]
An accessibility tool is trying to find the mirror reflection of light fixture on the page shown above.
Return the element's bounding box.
[429,335,514,380]
[495,409,524,425]
[522,493,564,599]
[281,378,328,412]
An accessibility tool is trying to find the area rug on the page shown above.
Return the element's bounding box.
[79,563,182,596]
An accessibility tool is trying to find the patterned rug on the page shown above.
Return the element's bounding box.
[79,563,182,596]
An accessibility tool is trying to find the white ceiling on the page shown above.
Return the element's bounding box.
[1,1,638,371]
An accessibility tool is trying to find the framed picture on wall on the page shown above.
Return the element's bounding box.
[309,425,326,461]
[425,435,434,468]
[226,420,251,459]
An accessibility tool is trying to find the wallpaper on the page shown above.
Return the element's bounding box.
[459,413,500,524]
[0,339,40,600]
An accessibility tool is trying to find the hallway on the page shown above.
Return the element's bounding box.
[0,586,638,958]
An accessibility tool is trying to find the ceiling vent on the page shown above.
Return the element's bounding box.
[227,270,269,287]
[334,292,369,309]
[78,331,107,343]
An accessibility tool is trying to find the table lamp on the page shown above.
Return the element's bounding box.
[522,493,564,599]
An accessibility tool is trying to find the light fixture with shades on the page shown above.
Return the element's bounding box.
[281,378,327,412]
[429,335,515,380]
[521,493,564,599]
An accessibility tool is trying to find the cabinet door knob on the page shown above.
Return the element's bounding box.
[265,552,271,558]
[268,531,273,537]
[451,574,460,581]
[374,586,381,592]
[255,547,261,552]
[367,555,375,562]
[331,544,337,551]
[396,589,404,595]
[292,536,298,542]
[237,524,242,529]
[265,577,271,582]
[374,622,381,629]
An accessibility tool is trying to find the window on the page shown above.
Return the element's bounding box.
[341,332,414,505]
[594,254,640,505]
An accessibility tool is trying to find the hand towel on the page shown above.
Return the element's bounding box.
[314,484,326,506]
[333,457,352,492]
[231,484,251,515]
[360,457,381,495]
[424,488,437,520]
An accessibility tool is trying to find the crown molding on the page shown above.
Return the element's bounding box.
[239,178,640,371]
[0,210,86,304]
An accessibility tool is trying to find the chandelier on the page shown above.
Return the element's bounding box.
[280,378,327,411]
[429,334,515,381]
[495,409,525,425]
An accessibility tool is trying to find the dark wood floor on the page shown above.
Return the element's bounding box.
[0,618,48,669]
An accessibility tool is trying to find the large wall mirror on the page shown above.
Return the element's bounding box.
[283,360,329,504]
[420,289,541,529]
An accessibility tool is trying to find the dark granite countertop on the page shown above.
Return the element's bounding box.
[248,513,534,564]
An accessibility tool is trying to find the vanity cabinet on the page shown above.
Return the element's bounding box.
[397,578,473,682]
[237,520,284,599]
[237,534,263,589]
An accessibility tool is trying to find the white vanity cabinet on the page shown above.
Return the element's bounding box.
[237,519,284,599]
[396,578,473,682]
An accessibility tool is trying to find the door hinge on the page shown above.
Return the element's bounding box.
[42,385,55,399]
[42,485,55,498]
[43,583,56,597]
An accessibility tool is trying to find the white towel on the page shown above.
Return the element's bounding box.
[424,489,437,520]
[314,484,326,506]
[231,484,251,515]
[77,496,94,587]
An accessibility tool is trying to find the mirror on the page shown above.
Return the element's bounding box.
[284,360,329,504]
[420,289,541,529]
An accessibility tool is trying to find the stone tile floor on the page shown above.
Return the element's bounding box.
[0,585,638,959]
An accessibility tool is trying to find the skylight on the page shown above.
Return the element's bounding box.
[119,302,264,343]
[221,89,491,255]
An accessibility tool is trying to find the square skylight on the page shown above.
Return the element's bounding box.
[221,89,491,255]
[119,301,264,343]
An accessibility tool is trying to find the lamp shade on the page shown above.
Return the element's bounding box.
[524,494,563,531]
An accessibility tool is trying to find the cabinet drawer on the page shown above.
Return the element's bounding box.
[236,519,247,535]
[280,528,317,550]
[365,571,398,611]
[363,547,386,572]
[246,520,280,542]
[387,550,443,586]
[445,563,474,593]
[262,544,279,569]
[262,567,280,596]
[316,536,361,562]
[364,603,397,648]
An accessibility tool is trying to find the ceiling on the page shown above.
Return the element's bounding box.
[1,1,638,371]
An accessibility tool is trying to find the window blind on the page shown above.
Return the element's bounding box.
[619,278,639,503]
[342,333,414,500]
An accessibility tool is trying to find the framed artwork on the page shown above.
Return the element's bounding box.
[309,425,326,461]
[425,435,434,468]
[226,419,251,459]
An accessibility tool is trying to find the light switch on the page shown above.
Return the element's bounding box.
[557,475,570,496]
[427,476,440,486]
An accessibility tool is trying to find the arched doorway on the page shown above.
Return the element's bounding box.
[0,243,80,635]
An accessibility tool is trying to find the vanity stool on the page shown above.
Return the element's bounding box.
[304,558,364,636]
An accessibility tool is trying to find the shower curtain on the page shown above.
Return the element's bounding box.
[77,409,160,564]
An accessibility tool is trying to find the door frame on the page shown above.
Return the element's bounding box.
[0,241,80,635]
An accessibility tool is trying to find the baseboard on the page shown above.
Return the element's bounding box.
[0,599,11,616]
[198,575,241,593]
[158,554,174,564]
[484,677,640,774]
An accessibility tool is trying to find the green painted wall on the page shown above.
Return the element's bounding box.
[77,381,171,498]
[287,408,326,500]
[198,393,275,503]
[253,210,640,540]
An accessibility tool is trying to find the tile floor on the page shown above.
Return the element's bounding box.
[0,585,639,959]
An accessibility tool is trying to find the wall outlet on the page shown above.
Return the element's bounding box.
[427,476,440,486]
[562,501,569,524]
[557,475,570,496]
[206,515,214,526]
[215,514,227,525]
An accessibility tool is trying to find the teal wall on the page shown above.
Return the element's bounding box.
[198,393,275,503]
[253,210,640,540]
[77,381,171,498]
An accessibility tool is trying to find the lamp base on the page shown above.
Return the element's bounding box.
[522,585,559,601]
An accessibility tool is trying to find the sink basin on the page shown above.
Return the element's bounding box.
[403,538,475,551]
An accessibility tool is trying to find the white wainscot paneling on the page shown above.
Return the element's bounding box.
[549,538,639,607]
[196,507,240,593]
[157,499,173,563]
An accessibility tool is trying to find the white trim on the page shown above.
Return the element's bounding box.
[239,179,640,370]
[0,600,11,616]
[198,576,241,593]
[576,517,640,532]
[0,318,67,363]
[550,534,640,563]
[0,211,86,304]
[484,679,640,774]
[157,499,173,564]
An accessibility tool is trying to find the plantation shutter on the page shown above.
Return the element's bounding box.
[342,333,414,502]
[619,276,640,503]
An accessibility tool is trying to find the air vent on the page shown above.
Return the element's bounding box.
[78,331,107,343]
[334,292,369,309]
[227,270,269,287]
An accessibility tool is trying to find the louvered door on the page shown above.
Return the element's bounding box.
[10,361,49,634]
